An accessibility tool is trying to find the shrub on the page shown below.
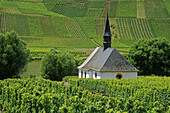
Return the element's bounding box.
[128,37,170,76]
[41,51,77,81]
[0,31,30,79]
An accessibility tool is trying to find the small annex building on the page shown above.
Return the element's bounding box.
[78,14,139,79]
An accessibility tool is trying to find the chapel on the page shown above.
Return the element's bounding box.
[78,14,139,79]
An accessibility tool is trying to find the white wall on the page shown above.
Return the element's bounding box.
[101,72,137,79]
[79,70,137,79]
[79,70,92,78]
[89,70,93,78]
[92,71,101,79]
[79,70,81,78]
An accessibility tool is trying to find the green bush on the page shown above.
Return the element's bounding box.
[62,76,78,82]
[0,31,30,79]
[128,37,170,76]
[41,51,77,81]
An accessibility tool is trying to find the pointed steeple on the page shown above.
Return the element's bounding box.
[103,13,112,51]
[103,13,112,37]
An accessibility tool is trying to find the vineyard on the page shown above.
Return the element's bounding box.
[116,18,153,40]
[0,77,169,112]
[144,0,169,18]
[64,18,87,38]
[0,0,169,68]
[116,1,137,18]
[20,36,96,48]
[0,0,169,49]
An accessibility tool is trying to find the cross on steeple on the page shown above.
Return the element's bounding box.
[103,13,112,51]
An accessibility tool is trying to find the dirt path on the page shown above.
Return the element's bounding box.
[90,38,102,47]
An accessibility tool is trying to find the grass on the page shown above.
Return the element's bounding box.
[137,0,146,18]
[144,0,169,18]
[27,16,43,36]
[116,18,154,41]
[88,1,105,8]
[57,3,88,17]
[0,1,18,8]
[163,0,170,15]
[5,14,30,36]
[64,18,87,38]
[150,19,170,40]
[39,16,56,37]
[116,1,137,17]
[17,2,47,10]
[21,60,41,79]
[85,9,102,18]
[54,17,71,38]
[94,37,129,48]
[21,36,97,48]
[0,0,169,50]
[109,1,118,18]
[76,17,97,38]
[43,0,87,3]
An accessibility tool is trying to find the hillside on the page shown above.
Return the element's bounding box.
[0,0,169,53]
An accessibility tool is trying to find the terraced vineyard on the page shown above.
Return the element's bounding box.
[64,18,87,38]
[0,0,169,54]
[51,2,88,17]
[116,18,154,40]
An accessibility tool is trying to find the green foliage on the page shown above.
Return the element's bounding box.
[94,38,129,48]
[41,51,77,81]
[150,19,170,40]
[116,1,137,17]
[21,37,97,48]
[0,77,169,112]
[85,9,102,18]
[116,18,154,41]
[39,16,57,37]
[66,76,169,112]
[163,0,170,15]
[64,18,87,38]
[27,16,43,37]
[88,1,105,8]
[109,1,119,18]
[53,3,88,17]
[17,2,47,10]
[62,76,78,82]
[5,14,30,36]
[54,17,71,38]
[0,31,30,79]
[76,17,97,38]
[144,0,169,18]
[128,38,170,76]
[0,1,18,8]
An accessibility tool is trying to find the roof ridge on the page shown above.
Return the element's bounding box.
[78,47,100,69]
[99,48,115,71]
[100,48,139,72]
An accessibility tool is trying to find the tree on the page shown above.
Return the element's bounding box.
[128,38,170,76]
[41,51,77,81]
[0,31,30,79]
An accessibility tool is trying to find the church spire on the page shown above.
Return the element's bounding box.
[103,13,112,50]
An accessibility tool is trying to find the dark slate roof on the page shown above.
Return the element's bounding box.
[78,47,139,72]
[103,14,112,37]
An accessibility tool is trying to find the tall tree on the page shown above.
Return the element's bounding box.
[0,31,30,79]
[128,38,170,76]
[41,51,77,81]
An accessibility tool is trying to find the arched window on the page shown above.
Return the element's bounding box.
[85,72,86,78]
[81,71,83,78]
[116,73,123,79]
[95,72,97,79]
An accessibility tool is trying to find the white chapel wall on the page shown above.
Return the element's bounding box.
[93,71,101,79]
[79,70,137,79]
[79,70,81,78]
[101,72,137,79]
